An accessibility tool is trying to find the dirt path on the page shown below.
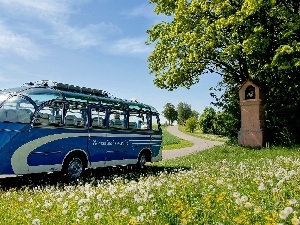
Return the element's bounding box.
[162,125,224,160]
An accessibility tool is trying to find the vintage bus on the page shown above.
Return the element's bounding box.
[0,80,162,179]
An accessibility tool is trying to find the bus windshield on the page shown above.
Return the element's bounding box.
[0,96,35,124]
[22,88,63,106]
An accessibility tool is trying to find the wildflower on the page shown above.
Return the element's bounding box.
[284,207,293,215]
[62,209,68,215]
[254,207,261,214]
[258,183,266,191]
[26,214,32,218]
[32,218,41,225]
[138,206,144,212]
[82,205,89,212]
[150,209,157,216]
[136,215,144,222]
[63,202,68,208]
[78,198,89,205]
[96,194,103,201]
[18,197,24,202]
[289,199,298,205]
[233,192,240,198]
[240,195,248,202]
[217,178,224,185]
[235,198,242,205]
[43,201,52,208]
[121,208,129,216]
[77,210,84,218]
[244,202,253,208]
[94,213,103,220]
[167,190,174,196]
[279,207,293,220]
[292,217,300,225]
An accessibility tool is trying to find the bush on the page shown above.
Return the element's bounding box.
[185,116,198,133]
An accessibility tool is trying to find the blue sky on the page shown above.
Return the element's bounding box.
[0,0,221,120]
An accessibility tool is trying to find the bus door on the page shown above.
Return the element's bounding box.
[88,106,107,167]
[105,109,128,163]
[150,113,162,158]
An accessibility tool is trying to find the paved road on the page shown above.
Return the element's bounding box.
[162,125,224,160]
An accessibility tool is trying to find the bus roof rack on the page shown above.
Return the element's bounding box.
[23,80,110,98]
[54,83,109,97]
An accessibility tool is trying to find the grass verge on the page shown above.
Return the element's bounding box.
[162,126,193,150]
[178,125,228,142]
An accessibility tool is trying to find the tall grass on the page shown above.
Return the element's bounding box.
[1,145,300,224]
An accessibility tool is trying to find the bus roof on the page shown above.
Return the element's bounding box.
[0,80,159,113]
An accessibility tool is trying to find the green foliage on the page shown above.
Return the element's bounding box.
[147,0,300,145]
[177,102,192,125]
[214,111,240,137]
[185,116,198,133]
[162,103,178,125]
[199,107,216,134]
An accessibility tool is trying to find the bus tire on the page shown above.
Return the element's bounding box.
[63,157,84,180]
[137,152,147,169]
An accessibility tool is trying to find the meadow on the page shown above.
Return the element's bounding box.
[0,130,300,224]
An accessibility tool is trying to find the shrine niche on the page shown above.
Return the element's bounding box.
[238,79,266,147]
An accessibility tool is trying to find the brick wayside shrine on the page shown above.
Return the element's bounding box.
[238,79,266,147]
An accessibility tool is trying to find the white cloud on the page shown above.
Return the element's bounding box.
[111,37,153,55]
[125,4,155,19]
[0,0,71,22]
[0,1,154,57]
[51,22,121,49]
[0,23,43,60]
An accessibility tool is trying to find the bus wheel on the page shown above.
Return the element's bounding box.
[137,153,147,169]
[64,157,84,180]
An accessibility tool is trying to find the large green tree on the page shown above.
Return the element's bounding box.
[177,102,192,124]
[147,0,299,144]
[162,103,178,124]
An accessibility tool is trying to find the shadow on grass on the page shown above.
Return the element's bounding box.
[0,164,191,191]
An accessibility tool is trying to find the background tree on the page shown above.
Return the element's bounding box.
[185,116,198,133]
[147,0,299,144]
[177,102,192,125]
[199,107,216,134]
[191,110,200,119]
[162,103,178,125]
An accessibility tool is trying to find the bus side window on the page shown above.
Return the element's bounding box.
[34,106,54,127]
[109,110,124,129]
[91,108,106,129]
[65,103,87,127]
[128,112,148,130]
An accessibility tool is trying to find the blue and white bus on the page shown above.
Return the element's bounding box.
[0,80,162,179]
